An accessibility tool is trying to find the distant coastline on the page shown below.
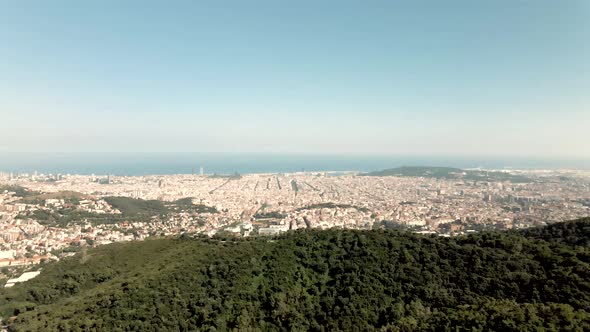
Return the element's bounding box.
[0,152,588,176]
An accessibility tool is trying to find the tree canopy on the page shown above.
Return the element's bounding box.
[2,217,590,331]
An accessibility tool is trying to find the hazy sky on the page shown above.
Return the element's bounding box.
[1,0,588,158]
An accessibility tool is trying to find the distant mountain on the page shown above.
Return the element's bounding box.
[2,218,589,331]
[362,166,532,182]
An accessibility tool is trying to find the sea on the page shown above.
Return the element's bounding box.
[0,153,588,176]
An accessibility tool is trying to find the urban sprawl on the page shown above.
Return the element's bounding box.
[1,168,589,286]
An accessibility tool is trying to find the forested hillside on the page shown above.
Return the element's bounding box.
[2,218,590,331]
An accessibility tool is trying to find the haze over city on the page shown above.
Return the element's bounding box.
[1,0,589,158]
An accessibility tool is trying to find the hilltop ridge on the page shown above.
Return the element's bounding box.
[1,217,590,331]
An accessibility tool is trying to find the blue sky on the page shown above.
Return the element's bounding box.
[1,0,588,158]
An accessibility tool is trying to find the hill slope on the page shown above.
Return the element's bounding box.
[362,166,531,182]
[2,218,590,331]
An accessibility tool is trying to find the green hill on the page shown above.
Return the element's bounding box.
[517,219,590,247]
[14,196,219,228]
[362,166,531,183]
[2,218,590,331]
[104,197,218,216]
[363,166,464,178]
[103,196,168,216]
[0,185,40,198]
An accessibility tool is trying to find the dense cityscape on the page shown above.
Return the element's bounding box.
[1,166,588,287]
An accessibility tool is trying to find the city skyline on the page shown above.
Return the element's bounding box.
[1,1,589,158]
